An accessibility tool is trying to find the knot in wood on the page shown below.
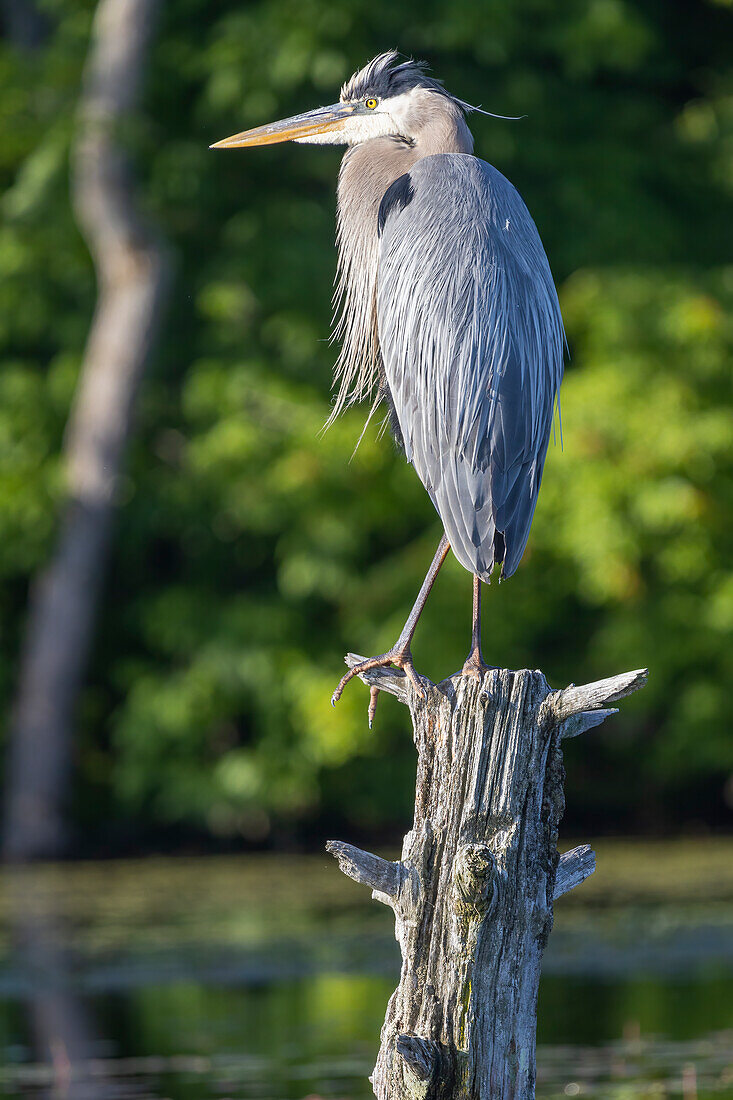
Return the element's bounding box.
[395,1033,454,1099]
[453,842,497,916]
[396,1033,439,1083]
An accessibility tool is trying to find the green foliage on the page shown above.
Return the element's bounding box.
[0,0,731,844]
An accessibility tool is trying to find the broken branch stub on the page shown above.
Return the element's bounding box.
[325,840,402,905]
[553,844,596,900]
[547,668,648,723]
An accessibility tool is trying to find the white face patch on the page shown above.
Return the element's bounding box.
[379,90,422,139]
[295,89,422,146]
[294,111,396,145]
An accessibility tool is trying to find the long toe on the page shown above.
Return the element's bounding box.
[402,659,427,700]
[368,686,380,728]
[331,652,393,706]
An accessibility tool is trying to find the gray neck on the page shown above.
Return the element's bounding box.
[328,99,473,425]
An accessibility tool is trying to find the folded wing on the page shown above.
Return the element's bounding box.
[377,153,565,580]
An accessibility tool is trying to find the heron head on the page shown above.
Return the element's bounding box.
[210,51,479,151]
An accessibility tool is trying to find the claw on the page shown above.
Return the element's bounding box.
[368,686,380,728]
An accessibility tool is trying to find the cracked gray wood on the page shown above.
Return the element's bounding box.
[328,662,646,1099]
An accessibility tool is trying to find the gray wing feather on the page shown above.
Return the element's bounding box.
[377,154,565,580]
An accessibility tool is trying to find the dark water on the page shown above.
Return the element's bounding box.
[0,846,732,1099]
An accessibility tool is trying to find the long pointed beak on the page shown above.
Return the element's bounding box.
[210,102,356,149]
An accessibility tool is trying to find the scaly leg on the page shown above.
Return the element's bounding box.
[332,534,450,722]
[462,574,491,679]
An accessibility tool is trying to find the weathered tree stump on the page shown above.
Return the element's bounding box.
[327,658,647,1100]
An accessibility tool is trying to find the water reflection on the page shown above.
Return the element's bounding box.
[0,848,731,1099]
[3,866,121,1098]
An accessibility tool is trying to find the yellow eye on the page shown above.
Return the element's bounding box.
[365,98,378,110]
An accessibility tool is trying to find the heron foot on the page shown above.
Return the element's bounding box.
[462,646,492,681]
[331,645,427,726]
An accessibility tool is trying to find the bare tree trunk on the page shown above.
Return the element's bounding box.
[3,0,168,861]
[1,0,49,50]
[328,659,647,1100]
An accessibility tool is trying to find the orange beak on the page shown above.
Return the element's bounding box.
[210,101,356,149]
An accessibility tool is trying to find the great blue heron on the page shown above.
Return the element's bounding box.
[212,51,565,724]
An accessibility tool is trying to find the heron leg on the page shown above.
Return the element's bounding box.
[462,574,491,679]
[331,533,450,723]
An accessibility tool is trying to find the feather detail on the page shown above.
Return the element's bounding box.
[377,154,566,580]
